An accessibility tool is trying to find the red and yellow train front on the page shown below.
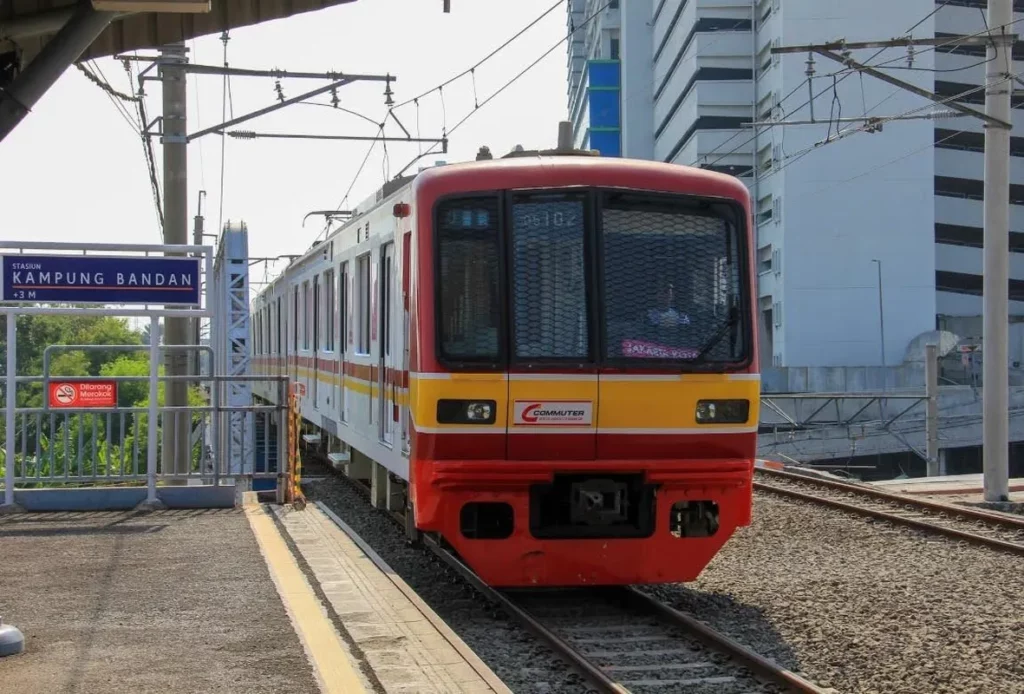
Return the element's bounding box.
[407,157,759,587]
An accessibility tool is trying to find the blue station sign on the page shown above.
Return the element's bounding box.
[0,254,202,305]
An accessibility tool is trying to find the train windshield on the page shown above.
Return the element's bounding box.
[601,192,745,364]
[435,190,748,367]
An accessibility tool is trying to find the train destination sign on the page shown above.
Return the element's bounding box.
[48,381,118,409]
[0,254,201,305]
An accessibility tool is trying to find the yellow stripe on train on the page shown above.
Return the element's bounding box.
[255,366,760,432]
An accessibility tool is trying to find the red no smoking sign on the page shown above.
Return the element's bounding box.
[48,381,118,409]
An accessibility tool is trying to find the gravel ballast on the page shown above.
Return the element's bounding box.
[302,473,594,694]
[645,492,1024,694]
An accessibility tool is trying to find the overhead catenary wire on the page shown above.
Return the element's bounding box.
[391,0,567,111]
[125,55,164,232]
[319,0,609,241]
[392,0,613,180]
[74,62,140,136]
[735,76,1011,183]
[75,53,163,232]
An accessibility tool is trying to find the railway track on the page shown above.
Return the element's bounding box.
[303,452,830,694]
[754,467,1024,557]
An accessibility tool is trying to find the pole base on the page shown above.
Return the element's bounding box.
[0,502,25,515]
[134,497,167,512]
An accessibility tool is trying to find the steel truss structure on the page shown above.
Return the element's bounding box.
[212,223,252,475]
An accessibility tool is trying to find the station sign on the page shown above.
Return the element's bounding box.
[48,381,118,409]
[0,254,201,306]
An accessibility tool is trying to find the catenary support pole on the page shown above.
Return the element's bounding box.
[925,343,939,477]
[983,0,1013,502]
[2,315,18,510]
[160,42,191,481]
[873,259,885,367]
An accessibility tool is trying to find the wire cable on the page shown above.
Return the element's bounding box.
[74,62,140,136]
[392,0,567,110]
[392,1,612,180]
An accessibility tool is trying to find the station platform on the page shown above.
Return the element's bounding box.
[870,473,1024,502]
[0,500,510,694]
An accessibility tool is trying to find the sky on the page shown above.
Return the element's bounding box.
[0,0,570,292]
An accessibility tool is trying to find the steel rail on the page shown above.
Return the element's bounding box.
[305,450,831,693]
[308,455,626,693]
[622,587,831,694]
[420,535,629,694]
[754,480,1024,556]
[756,467,1024,529]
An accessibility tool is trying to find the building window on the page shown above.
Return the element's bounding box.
[610,38,620,60]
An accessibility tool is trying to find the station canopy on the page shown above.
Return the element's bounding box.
[2,0,358,68]
[0,0,360,143]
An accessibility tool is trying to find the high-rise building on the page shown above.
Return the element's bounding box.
[567,0,1022,368]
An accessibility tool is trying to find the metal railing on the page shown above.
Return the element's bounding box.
[1,373,291,505]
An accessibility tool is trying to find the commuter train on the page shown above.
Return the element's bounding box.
[250,143,760,587]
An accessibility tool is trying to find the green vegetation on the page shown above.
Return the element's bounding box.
[0,315,206,483]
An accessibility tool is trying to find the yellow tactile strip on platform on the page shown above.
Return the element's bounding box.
[244,504,370,694]
[272,503,510,694]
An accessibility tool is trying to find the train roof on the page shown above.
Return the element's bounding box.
[253,150,750,305]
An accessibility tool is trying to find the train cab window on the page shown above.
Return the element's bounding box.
[510,193,589,360]
[435,196,501,363]
[600,193,747,364]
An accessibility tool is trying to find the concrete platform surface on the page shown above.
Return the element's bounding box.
[871,473,1024,501]
[0,508,321,694]
[274,502,512,694]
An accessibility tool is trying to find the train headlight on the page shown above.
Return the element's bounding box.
[437,399,497,425]
[695,399,749,424]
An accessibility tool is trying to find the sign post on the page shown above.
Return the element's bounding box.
[0,242,210,513]
[2,314,16,511]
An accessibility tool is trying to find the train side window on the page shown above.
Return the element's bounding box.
[293,287,299,351]
[265,305,272,356]
[313,275,321,351]
[357,253,371,354]
[339,263,348,355]
[276,296,282,356]
[325,268,336,352]
[303,280,311,350]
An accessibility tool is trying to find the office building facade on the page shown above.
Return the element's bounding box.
[567,0,1024,368]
